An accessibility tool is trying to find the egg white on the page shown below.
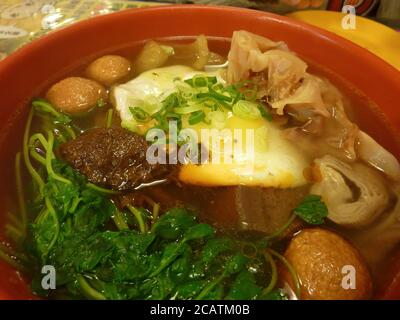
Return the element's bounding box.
[112,65,309,188]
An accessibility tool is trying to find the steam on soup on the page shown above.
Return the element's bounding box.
[2,30,400,300]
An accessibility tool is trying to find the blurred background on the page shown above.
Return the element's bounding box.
[0,0,399,67]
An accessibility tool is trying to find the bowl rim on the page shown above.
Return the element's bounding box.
[1,4,400,79]
[0,4,400,300]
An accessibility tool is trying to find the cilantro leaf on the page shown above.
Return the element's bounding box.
[226,270,261,300]
[294,194,328,225]
[183,223,215,242]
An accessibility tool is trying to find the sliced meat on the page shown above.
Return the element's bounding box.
[59,127,172,191]
[235,186,309,235]
[115,182,308,236]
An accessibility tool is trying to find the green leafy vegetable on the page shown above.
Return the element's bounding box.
[152,207,196,239]
[226,270,262,300]
[32,99,71,125]
[1,101,290,301]
[202,238,233,265]
[183,223,215,241]
[188,110,205,125]
[294,194,329,225]
[24,178,282,301]
[129,107,151,122]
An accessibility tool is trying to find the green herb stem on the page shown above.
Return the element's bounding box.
[64,126,76,139]
[152,203,160,222]
[68,197,81,213]
[32,100,63,120]
[265,214,296,241]
[29,148,46,165]
[44,197,60,256]
[112,209,129,231]
[195,273,225,300]
[23,108,44,193]
[106,109,114,128]
[15,152,27,230]
[268,248,301,299]
[45,131,71,185]
[29,133,49,151]
[262,251,278,296]
[78,275,106,300]
[127,205,147,234]
[86,183,120,195]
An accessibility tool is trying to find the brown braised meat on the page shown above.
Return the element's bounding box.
[115,182,309,237]
[59,127,171,191]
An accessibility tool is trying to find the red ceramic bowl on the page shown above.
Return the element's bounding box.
[0,5,400,300]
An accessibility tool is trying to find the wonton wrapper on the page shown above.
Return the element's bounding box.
[311,155,389,228]
[356,131,400,181]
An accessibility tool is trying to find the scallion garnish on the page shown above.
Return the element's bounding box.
[258,104,273,122]
[129,107,151,122]
[173,105,203,115]
[232,100,261,120]
[124,75,269,136]
[189,110,206,125]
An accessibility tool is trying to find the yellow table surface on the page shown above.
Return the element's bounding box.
[288,10,400,71]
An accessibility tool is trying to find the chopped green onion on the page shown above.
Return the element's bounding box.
[207,76,218,85]
[232,100,261,120]
[106,109,113,128]
[212,83,224,91]
[173,105,203,115]
[188,110,205,125]
[162,93,179,110]
[97,99,106,108]
[207,110,226,129]
[185,76,217,88]
[131,74,269,140]
[209,88,233,102]
[258,104,273,121]
[129,107,151,122]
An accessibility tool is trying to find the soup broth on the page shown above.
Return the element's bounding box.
[1,32,400,300]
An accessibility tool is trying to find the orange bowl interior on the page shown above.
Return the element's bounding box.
[0,5,400,300]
